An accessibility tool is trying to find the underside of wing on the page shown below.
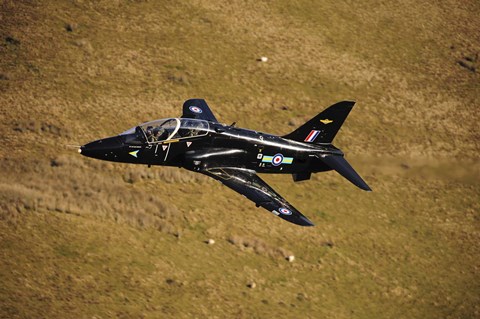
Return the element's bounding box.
[182,99,219,122]
[201,167,314,227]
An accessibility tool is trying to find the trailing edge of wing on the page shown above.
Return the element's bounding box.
[201,167,314,227]
[182,99,219,122]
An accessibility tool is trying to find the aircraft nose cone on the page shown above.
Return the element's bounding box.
[80,136,124,160]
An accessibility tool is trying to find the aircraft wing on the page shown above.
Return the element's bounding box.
[201,167,314,226]
[182,99,219,122]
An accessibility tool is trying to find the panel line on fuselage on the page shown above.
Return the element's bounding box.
[218,131,321,153]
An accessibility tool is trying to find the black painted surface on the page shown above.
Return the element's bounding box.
[80,99,370,226]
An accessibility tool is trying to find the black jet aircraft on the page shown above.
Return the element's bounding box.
[79,99,371,226]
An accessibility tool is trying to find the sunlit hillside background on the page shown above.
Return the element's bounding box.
[0,1,479,318]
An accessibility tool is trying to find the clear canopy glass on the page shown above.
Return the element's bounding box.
[120,118,210,144]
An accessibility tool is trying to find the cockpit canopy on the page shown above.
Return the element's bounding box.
[120,118,210,145]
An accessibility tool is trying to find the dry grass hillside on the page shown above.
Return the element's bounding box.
[1,1,479,318]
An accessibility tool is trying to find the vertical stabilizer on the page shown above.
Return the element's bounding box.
[283,101,355,144]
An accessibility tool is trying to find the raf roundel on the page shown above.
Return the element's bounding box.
[278,207,292,215]
[271,154,284,166]
[189,106,203,114]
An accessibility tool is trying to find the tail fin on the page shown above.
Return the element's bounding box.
[283,101,355,144]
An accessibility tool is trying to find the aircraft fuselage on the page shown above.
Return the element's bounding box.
[80,121,342,176]
[79,99,371,226]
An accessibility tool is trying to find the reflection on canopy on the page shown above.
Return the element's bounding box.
[119,118,210,144]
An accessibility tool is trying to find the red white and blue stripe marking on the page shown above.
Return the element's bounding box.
[304,130,320,142]
[261,153,293,166]
[189,106,203,114]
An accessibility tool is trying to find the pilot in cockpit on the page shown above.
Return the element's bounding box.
[145,126,154,142]
[153,127,168,141]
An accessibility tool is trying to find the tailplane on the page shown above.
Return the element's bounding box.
[321,155,371,191]
[283,101,355,144]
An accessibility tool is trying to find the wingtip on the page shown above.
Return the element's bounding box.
[299,217,315,227]
[360,183,372,192]
[287,215,315,227]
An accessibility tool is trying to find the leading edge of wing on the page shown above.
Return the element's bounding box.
[182,99,219,123]
[201,167,314,227]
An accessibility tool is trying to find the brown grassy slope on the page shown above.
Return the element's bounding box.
[0,0,479,318]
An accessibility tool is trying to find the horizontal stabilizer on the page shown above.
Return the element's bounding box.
[321,155,371,191]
